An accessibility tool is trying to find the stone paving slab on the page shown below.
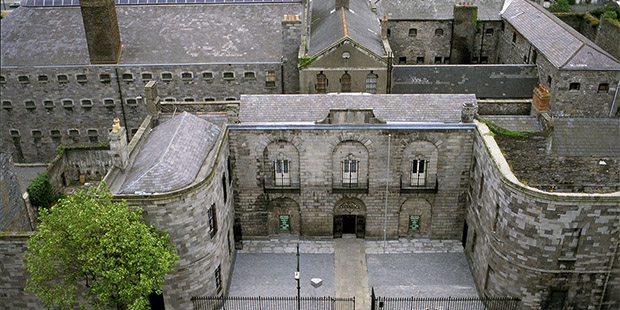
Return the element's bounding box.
[365,238,464,254]
[239,239,335,254]
[367,253,478,298]
[228,253,335,297]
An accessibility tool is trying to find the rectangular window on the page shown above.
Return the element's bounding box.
[208,204,218,238]
[485,28,494,36]
[122,73,134,82]
[434,56,442,64]
[38,75,49,83]
[181,72,193,81]
[274,159,291,186]
[411,159,427,186]
[365,73,377,94]
[265,71,276,88]
[512,32,517,43]
[24,100,36,110]
[279,215,291,231]
[18,75,30,84]
[398,57,407,64]
[99,73,111,83]
[141,72,153,81]
[244,71,256,79]
[214,265,222,295]
[480,56,489,64]
[161,72,173,81]
[76,74,87,83]
[435,28,443,36]
[569,82,580,91]
[408,28,417,37]
[223,71,235,80]
[202,71,214,80]
[598,83,609,93]
[342,159,359,186]
[317,73,327,94]
[408,215,420,231]
[416,57,424,64]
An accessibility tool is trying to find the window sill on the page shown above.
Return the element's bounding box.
[264,186,300,194]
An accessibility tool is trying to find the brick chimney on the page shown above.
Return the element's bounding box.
[80,0,122,64]
[336,0,349,9]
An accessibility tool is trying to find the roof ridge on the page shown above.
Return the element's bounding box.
[341,6,348,37]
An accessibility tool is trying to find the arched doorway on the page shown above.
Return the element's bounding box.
[333,198,366,238]
[268,197,301,236]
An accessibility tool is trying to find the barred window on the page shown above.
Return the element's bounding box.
[340,72,351,92]
[38,75,49,82]
[317,72,327,93]
[208,204,218,238]
[57,74,69,83]
[99,73,111,82]
[76,74,88,83]
[365,73,377,94]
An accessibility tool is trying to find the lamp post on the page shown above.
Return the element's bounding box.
[296,243,301,310]
[384,134,391,252]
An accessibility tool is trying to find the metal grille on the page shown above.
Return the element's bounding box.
[191,296,355,310]
[372,296,521,310]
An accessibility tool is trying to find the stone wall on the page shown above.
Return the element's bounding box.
[472,21,502,63]
[0,232,44,309]
[0,62,282,163]
[0,153,31,231]
[596,17,620,62]
[555,13,599,42]
[46,148,114,194]
[229,127,474,239]
[111,130,235,309]
[477,99,531,115]
[498,23,620,117]
[386,20,453,65]
[465,122,620,310]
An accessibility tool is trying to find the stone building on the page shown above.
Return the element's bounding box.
[0,0,303,163]
[229,94,477,239]
[298,0,390,94]
[498,0,620,117]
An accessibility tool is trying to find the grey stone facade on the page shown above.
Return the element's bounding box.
[386,20,453,65]
[0,153,30,231]
[465,122,620,310]
[0,233,45,309]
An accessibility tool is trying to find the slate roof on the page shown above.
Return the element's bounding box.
[392,65,538,98]
[308,0,384,57]
[552,118,620,157]
[118,112,221,194]
[501,0,619,70]
[239,94,474,123]
[1,3,301,66]
[483,115,542,132]
[377,0,504,21]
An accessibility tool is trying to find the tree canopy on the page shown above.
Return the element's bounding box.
[25,185,179,310]
[549,0,571,13]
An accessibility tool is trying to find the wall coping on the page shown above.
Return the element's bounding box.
[475,120,620,201]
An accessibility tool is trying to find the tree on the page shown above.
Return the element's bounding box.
[25,185,179,310]
[26,173,57,209]
[549,0,571,13]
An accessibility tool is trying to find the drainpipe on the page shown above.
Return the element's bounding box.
[383,133,391,252]
[114,68,130,141]
[609,80,620,117]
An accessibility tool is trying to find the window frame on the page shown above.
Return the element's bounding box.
[365,72,378,94]
[342,154,359,187]
[223,71,235,80]
[410,158,427,187]
[340,72,351,92]
[121,73,134,82]
[598,83,609,93]
[408,28,417,37]
[434,28,443,36]
[208,204,218,238]
[181,71,193,81]
[274,158,291,186]
[161,72,173,82]
[569,82,580,91]
[265,71,276,88]
[316,72,328,94]
[76,74,88,83]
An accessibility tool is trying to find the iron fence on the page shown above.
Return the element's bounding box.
[372,296,520,310]
[191,296,355,310]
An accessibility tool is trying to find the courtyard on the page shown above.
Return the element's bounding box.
[227,238,478,299]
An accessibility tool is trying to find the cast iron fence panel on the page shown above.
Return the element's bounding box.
[373,296,520,310]
[191,296,355,310]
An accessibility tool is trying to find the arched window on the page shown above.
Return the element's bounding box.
[366,72,378,94]
[341,72,351,92]
[317,72,327,93]
[342,154,359,187]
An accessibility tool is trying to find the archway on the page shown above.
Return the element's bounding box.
[333,198,366,238]
[267,197,301,236]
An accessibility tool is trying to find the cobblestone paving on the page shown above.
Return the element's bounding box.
[238,238,334,254]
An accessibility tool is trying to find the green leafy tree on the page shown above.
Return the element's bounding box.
[549,0,571,13]
[26,173,56,209]
[25,185,179,310]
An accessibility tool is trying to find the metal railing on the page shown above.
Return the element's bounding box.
[372,296,521,310]
[191,296,355,310]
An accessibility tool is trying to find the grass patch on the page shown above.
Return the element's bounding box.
[56,142,109,156]
[479,118,535,139]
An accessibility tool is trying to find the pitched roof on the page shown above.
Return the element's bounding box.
[1,3,301,66]
[552,118,620,156]
[501,0,619,70]
[308,0,384,57]
[238,94,474,123]
[377,0,504,21]
[118,112,221,194]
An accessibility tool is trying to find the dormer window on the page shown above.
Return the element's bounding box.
[411,158,427,187]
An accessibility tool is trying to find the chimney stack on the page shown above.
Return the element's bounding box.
[80,0,122,64]
[335,0,349,9]
[109,118,128,169]
[381,14,388,39]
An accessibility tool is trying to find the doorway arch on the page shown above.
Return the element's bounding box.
[333,198,366,238]
[267,197,301,236]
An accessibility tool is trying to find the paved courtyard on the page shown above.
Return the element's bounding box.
[228,238,478,301]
